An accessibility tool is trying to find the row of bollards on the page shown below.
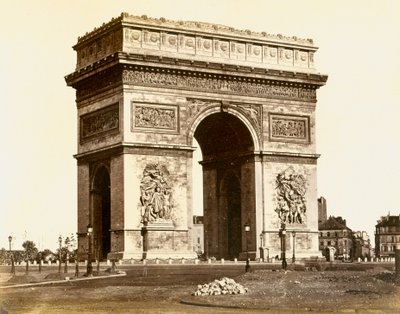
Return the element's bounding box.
[8,250,400,278]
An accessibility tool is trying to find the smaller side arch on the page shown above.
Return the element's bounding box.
[90,163,111,260]
[90,163,111,192]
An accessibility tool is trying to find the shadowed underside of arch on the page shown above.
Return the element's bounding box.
[92,166,111,260]
[194,112,255,259]
[194,112,254,160]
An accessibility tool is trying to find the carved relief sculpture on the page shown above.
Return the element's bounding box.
[269,114,309,143]
[135,104,177,130]
[275,167,307,224]
[122,69,316,101]
[80,104,119,141]
[140,164,173,224]
[186,98,220,123]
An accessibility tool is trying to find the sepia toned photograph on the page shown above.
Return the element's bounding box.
[1,1,400,313]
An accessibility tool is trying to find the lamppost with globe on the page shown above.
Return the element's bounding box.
[86,224,93,276]
[280,223,287,270]
[8,236,15,275]
[244,223,251,272]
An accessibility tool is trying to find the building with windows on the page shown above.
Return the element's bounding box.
[192,216,204,256]
[319,216,354,260]
[375,214,400,258]
[353,231,371,260]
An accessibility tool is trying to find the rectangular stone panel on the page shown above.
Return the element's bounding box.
[178,34,196,55]
[195,37,213,57]
[213,39,230,59]
[80,103,119,142]
[161,32,178,52]
[132,102,179,133]
[269,113,310,143]
[264,46,278,64]
[246,43,262,63]
[230,41,246,60]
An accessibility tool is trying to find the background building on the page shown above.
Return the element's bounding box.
[319,216,354,260]
[353,231,371,260]
[192,216,204,256]
[375,213,400,258]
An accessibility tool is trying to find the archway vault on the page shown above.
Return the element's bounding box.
[193,110,257,259]
[188,104,261,153]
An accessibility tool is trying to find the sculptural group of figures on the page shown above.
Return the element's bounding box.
[140,164,172,223]
[275,167,307,224]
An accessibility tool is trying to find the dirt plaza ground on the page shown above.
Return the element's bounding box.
[0,262,399,313]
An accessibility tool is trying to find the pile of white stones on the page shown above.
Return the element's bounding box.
[193,277,248,296]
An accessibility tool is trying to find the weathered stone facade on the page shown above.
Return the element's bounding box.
[65,13,327,261]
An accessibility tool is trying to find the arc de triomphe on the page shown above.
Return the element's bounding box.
[65,13,327,261]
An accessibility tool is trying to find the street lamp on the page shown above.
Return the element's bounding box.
[141,222,148,261]
[86,224,93,276]
[8,236,15,275]
[58,235,62,274]
[280,223,287,270]
[244,223,250,272]
[292,231,296,263]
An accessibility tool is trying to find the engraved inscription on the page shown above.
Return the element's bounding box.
[123,69,316,101]
[80,104,119,141]
[134,104,177,131]
[270,114,309,143]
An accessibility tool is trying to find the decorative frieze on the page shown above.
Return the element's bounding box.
[269,114,310,143]
[123,69,316,101]
[133,103,178,132]
[121,25,313,69]
[80,103,119,142]
[275,166,307,225]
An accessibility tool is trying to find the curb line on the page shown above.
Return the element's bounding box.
[0,272,127,289]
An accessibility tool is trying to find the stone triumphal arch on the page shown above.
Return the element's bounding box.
[65,13,327,261]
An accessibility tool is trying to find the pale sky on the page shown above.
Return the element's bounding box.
[1,0,399,251]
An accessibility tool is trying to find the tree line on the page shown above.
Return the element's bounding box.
[0,234,77,265]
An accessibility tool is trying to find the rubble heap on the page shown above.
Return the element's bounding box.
[193,277,248,296]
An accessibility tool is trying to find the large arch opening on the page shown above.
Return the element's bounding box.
[92,166,111,260]
[193,112,255,260]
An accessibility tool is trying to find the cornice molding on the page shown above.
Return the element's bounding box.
[76,13,315,48]
[65,51,327,87]
[74,142,195,162]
